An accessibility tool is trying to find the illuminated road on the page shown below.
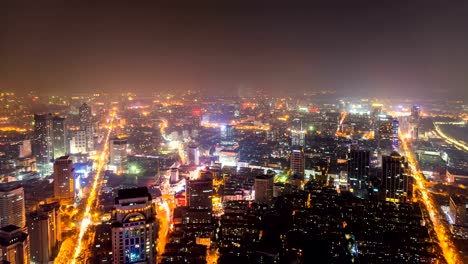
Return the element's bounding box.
[399,131,462,264]
[433,122,468,151]
[56,111,115,264]
[336,111,347,136]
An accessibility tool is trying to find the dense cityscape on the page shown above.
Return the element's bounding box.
[0,91,467,264]
[2,2,468,264]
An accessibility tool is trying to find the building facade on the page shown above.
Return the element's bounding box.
[0,183,26,229]
[111,187,158,264]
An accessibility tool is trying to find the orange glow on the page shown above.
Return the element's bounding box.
[399,131,461,264]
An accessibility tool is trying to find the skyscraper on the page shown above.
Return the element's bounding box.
[0,183,26,229]
[291,118,306,147]
[382,152,410,202]
[79,103,94,152]
[347,149,370,198]
[33,114,54,174]
[392,119,399,148]
[111,187,157,264]
[109,138,128,174]
[290,148,305,177]
[0,225,30,264]
[53,156,75,204]
[33,114,68,175]
[52,116,67,159]
[28,202,61,264]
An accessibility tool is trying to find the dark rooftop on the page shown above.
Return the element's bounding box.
[117,187,151,201]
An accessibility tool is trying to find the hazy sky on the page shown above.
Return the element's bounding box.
[1,1,468,98]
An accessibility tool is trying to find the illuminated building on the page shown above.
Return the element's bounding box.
[290,148,305,177]
[111,187,158,264]
[347,149,370,198]
[69,130,87,154]
[79,103,94,152]
[382,152,410,202]
[33,114,54,175]
[392,119,399,148]
[53,156,75,204]
[109,138,128,174]
[291,118,306,147]
[18,140,32,159]
[219,149,239,167]
[170,167,179,184]
[0,183,25,229]
[187,173,213,210]
[28,202,61,264]
[449,195,467,226]
[254,175,274,204]
[52,116,67,159]
[410,105,421,122]
[220,125,234,140]
[0,225,30,264]
[33,114,68,175]
[188,143,200,165]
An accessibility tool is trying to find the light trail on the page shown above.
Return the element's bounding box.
[433,122,468,151]
[68,111,115,264]
[399,131,462,264]
[156,199,171,263]
[336,111,347,136]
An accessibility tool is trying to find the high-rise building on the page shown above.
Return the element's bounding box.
[109,138,128,174]
[188,143,200,165]
[347,149,370,198]
[0,225,30,264]
[33,114,54,174]
[53,156,75,203]
[290,148,305,177]
[52,116,67,159]
[79,103,94,152]
[186,174,213,210]
[78,103,92,124]
[254,175,274,204]
[0,183,26,229]
[69,130,87,154]
[410,105,421,123]
[382,152,410,202]
[291,118,306,147]
[33,114,68,175]
[392,119,399,148]
[28,202,61,264]
[449,195,467,226]
[111,187,157,264]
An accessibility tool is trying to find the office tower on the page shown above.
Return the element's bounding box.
[188,143,200,165]
[347,149,370,198]
[410,105,421,123]
[392,119,399,148]
[0,183,26,229]
[78,103,92,124]
[186,174,213,210]
[254,175,274,204]
[79,103,94,152]
[53,156,75,204]
[52,116,67,159]
[291,118,306,147]
[0,225,30,264]
[109,138,128,174]
[220,125,234,140]
[33,114,54,174]
[69,130,87,154]
[290,148,305,177]
[111,187,157,264]
[28,202,61,264]
[382,152,410,202]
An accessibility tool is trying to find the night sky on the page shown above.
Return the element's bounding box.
[1,1,468,98]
